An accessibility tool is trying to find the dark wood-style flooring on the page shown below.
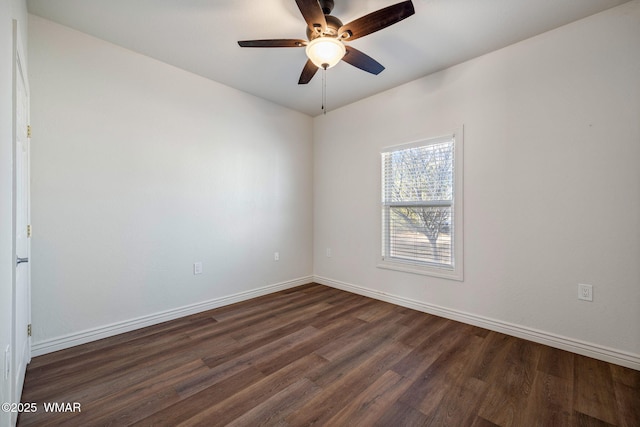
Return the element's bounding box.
[18,283,640,426]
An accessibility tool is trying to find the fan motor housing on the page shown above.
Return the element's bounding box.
[306,14,343,40]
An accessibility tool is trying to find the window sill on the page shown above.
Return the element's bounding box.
[377,260,463,281]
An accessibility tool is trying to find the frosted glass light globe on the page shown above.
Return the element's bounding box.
[305,37,346,69]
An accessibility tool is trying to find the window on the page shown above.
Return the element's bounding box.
[379,130,463,280]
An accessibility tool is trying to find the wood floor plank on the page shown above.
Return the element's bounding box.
[312,311,407,364]
[573,355,620,425]
[178,353,328,426]
[395,311,449,348]
[23,345,208,411]
[477,338,543,426]
[308,319,410,392]
[254,314,368,376]
[59,360,204,426]
[373,401,429,426]
[224,378,321,427]
[308,297,380,330]
[400,332,485,417]
[537,345,575,380]
[18,283,638,427]
[19,359,201,426]
[613,380,640,427]
[285,336,412,425]
[131,366,266,426]
[471,416,502,427]
[468,331,516,382]
[202,325,321,370]
[390,317,460,379]
[25,316,214,371]
[520,371,573,426]
[426,376,489,426]
[353,299,398,322]
[326,370,412,426]
[610,363,640,389]
[22,333,197,402]
[573,411,617,427]
[24,327,193,385]
[175,326,322,399]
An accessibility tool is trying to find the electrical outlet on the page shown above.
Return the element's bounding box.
[326,248,332,258]
[193,262,203,275]
[578,284,593,301]
[274,252,279,261]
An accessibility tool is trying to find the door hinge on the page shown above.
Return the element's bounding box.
[27,324,32,337]
[27,224,31,238]
[27,125,32,138]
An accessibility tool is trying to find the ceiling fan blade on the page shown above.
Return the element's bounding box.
[342,46,385,75]
[295,0,327,33]
[238,39,307,48]
[298,59,319,84]
[339,0,415,41]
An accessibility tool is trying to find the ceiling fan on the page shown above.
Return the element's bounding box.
[238,0,415,84]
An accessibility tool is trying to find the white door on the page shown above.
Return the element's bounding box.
[12,20,31,419]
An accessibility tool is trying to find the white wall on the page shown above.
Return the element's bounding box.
[28,15,313,352]
[313,1,640,368]
[25,1,640,370]
[1,0,28,422]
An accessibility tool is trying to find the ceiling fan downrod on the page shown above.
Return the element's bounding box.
[319,0,334,15]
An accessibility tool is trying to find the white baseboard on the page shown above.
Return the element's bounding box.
[31,276,313,357]
[32,274,639,371]
[314,275,640,371]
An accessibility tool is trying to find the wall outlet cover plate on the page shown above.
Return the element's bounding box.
[578,283,593,301]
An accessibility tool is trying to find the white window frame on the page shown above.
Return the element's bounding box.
[378,127,464,281]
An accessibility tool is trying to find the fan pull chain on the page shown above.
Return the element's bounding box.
[321,63,328,115]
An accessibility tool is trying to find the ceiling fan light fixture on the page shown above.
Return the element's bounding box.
[305,37,345,69]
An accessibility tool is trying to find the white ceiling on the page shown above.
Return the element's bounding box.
[27,0,630,116]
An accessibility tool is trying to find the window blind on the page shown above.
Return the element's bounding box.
[382,138,455,268]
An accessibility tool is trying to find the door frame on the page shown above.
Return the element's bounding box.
[11,18,31,422]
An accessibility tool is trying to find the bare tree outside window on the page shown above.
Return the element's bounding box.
[382,141,454,267]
